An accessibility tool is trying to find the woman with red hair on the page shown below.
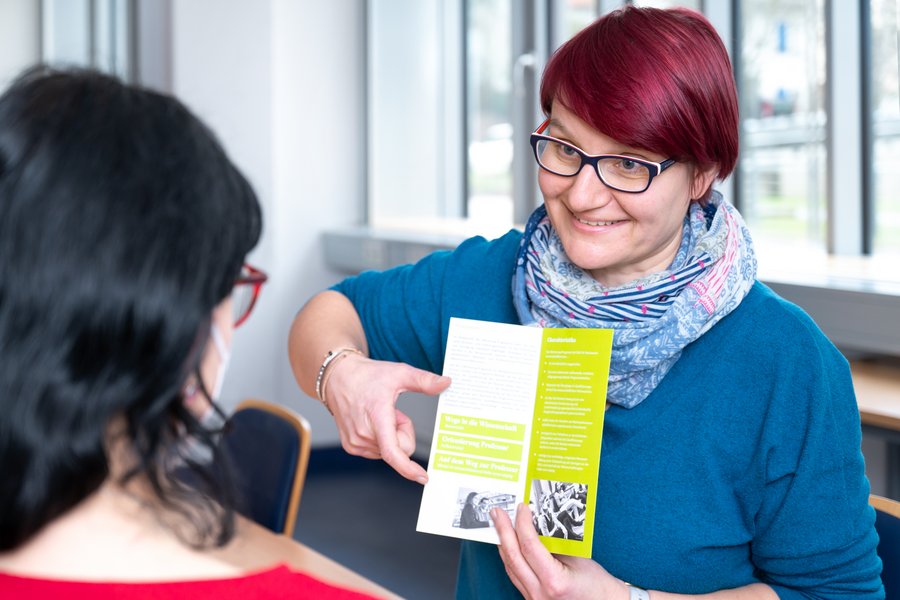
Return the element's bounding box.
[290,6,883,598]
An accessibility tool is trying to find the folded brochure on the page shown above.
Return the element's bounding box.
[416,317,613,558]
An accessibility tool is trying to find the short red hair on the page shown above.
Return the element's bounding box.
[540,6,739,187]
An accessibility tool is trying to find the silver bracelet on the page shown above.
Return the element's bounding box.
[628,584,651,600]
[314,348,363,411]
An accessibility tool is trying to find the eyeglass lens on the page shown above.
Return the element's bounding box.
[231,264,263,326]
[231,284,255,325]
[534,139,652,192]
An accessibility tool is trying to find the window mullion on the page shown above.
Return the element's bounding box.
[860,0,874,255]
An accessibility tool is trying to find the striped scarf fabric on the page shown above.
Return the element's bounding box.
[512,191,757,408]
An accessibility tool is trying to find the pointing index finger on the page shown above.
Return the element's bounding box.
[371,403,428,484]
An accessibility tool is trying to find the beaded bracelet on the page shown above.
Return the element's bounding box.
[314,347,364,414]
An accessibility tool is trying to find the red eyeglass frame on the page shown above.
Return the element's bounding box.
[233,263,268,327]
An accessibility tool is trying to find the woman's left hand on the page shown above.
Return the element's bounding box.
[492,503,628,600]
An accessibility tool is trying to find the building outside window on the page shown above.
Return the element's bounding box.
[738,0,827,253]
[871,0,900,256]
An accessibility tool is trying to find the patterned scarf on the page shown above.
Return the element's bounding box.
[512,191,757,408]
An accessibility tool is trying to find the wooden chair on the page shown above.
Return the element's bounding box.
[221,399,311,536]
[871,494,900,598]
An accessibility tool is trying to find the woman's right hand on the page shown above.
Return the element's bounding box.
[288,290,450,483]
[324,352,450,483]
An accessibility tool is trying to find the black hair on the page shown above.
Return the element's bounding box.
[0,67,262,550]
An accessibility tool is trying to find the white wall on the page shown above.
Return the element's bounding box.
[270,0,367,444]
[170,0,366,446]
[0,0,41,89]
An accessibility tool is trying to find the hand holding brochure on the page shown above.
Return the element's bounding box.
[416,318,613,558]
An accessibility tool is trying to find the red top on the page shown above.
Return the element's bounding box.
[0,564,381,599]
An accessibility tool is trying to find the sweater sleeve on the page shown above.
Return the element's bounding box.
[749,304,883,599]
[332,230,522,375]
[333,249,453,374]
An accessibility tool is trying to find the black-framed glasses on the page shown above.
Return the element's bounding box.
[530,119,676,194]
[232,263,267,327]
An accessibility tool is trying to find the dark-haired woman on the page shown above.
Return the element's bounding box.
[459,493,490,529]
[0,68,376,599]
[289,6,882,599]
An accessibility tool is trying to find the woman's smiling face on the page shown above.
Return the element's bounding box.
[539,101,716,288]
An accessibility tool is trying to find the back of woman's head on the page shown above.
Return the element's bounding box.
[540,6,739,190]
[0,67,262,550]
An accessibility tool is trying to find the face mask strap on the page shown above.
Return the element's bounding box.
[209,324,232,400]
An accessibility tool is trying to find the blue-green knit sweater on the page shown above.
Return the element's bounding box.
[334,230,883,599]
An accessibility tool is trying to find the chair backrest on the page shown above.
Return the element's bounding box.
[221,399,311,536]
[871,494,900,597]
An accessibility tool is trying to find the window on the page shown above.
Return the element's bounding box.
[41,0,133,80]
[466,0,514,227]
[464,0,586,232]
[735,0,900,269]
[871,0,900,256]
[366,0,726,240]
[554,1,601,42]
[738,0,827,253]
[464,0,603,230]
